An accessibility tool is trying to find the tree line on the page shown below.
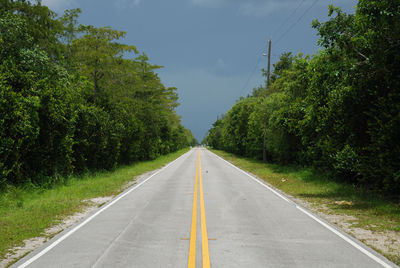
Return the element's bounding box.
[0,0,197,188]
[203,1,400,195]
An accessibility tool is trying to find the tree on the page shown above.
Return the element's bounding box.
[0,2,195,188]
[204,1,400,194]
[71,25,137,100]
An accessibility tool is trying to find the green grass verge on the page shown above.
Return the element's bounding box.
[211,149,400,265]
[0,148,189,260]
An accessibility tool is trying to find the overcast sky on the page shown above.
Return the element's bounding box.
[43,0,356,141]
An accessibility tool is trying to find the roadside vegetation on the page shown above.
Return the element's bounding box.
[0,148,188,263]
[0,1,197,191]
[212,149,400,265]
[0,1,196,264]
[203,0,400,197]
[204,1,399,263]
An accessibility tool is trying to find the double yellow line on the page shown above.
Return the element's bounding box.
[188,151,210,268]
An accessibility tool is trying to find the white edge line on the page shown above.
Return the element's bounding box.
[296,205,393,268]
[208,150,291,203]
[207,149,393,268]
[17,150,192,268]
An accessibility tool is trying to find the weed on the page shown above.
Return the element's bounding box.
[0,149,189,261]
[212,149,400,265]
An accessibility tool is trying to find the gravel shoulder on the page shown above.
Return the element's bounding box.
[293,197,400,265]
[0,169,159,268]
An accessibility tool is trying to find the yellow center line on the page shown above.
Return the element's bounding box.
[199,153,211,268]
[188,150,211,268]
[188,151,199,268]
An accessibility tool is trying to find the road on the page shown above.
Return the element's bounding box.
[13,148,397,268]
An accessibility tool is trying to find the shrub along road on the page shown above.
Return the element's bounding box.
[13,148,397,268]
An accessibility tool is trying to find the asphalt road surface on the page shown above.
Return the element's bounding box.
[13,148,397,268]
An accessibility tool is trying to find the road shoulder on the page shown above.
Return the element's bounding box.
[210,149,400,267]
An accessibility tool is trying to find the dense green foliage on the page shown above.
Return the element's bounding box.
[0,1,196,188]
[204,1,400,195]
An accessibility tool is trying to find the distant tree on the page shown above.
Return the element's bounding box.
[0,1,195,188]
[203,1,400,194]
[70,25,137,100]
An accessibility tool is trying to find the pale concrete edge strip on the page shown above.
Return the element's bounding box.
[207,149,395,268]
[17,150,193,268]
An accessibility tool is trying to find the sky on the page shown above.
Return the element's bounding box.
[43,0,357,141]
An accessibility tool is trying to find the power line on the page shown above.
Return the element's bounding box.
[275,0,320,45]
[240,47,265,95]
[240,0,320,95]
[272,0,307,38]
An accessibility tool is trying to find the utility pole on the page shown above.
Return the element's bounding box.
[267,39,272,87]
[263,39,271,162]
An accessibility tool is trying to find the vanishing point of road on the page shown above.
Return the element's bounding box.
[13,148,398,268]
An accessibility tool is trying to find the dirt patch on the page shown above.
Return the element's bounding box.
[334,200,354,206]
[248,175,400,260]
[0,168,161,268]
[1,195,128,268]
[0,237,46,268]
[0,199,106,268]
[293,197,400,264]
[350,228,400,255]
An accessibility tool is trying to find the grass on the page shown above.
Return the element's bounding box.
[211,149,400,265]
[0,148,189,262]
